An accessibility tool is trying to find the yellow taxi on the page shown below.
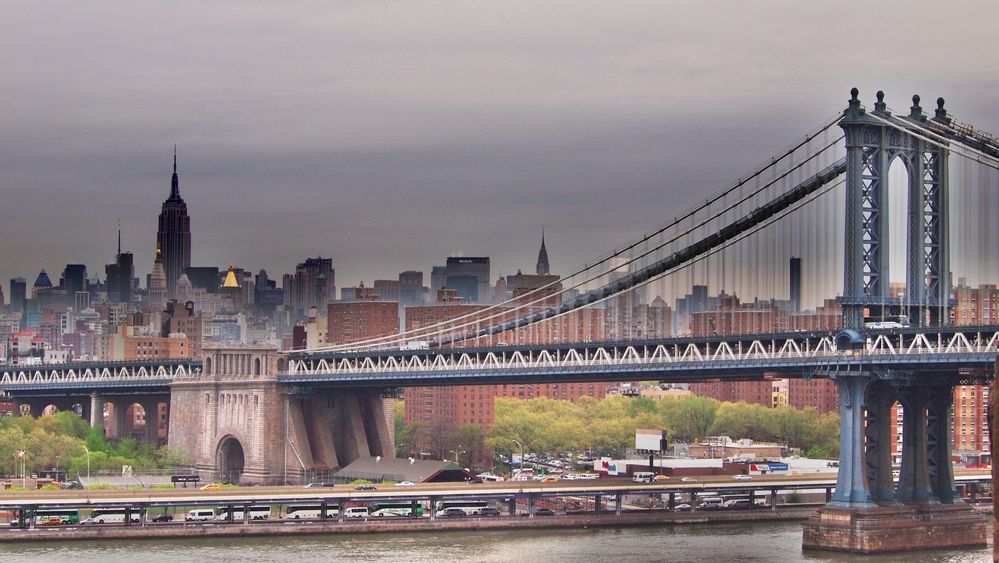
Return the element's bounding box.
[200,483,223,491]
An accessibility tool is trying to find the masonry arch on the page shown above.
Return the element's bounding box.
[204,356,213,375]
[254,357,261,376]
[217,435,245,484]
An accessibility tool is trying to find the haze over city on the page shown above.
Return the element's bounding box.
[3,1,999,288]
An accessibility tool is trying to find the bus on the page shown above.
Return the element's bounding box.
[369,502,423,518]
[434,500,489,516]
[632,472,656,484]
[215,506,272,521]
[284,504,339,519]
[13,509,81,527]
[82,509,141,525]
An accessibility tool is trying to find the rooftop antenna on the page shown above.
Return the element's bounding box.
[117,218,121,258]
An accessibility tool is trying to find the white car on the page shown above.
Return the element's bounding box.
[732,474,753,481]
[395,481,415,487]
[680,477,698,483]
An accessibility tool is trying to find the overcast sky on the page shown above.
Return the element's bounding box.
[2,1,997,292]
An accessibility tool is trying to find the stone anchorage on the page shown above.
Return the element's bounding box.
[168,344,395,485]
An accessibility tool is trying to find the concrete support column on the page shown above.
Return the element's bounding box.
[668,492,675,512]
[829,375,877,508]
[141,402,158,443]
[594,495,602,512]
[527,494,535,518]
[615,493,622,515]
[305,397,339,469]
[362,395,394,458]
[770,488,778,511]
[896,388,936,504]
[508,497,517,516]
[89,393,104,430]
[428,497,437,521]
[927,386,958,503]
[864,381,896,503]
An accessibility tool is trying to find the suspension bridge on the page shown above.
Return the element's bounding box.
[3,88,998,553]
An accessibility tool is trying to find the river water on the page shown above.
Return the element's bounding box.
[0,522,989,562]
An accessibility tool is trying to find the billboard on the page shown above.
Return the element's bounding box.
[511,453,524,466]
[635,428,664,452]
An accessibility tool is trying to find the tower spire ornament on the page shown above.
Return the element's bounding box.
[536,227,550,276]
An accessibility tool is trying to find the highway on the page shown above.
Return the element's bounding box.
[0,471,989,510]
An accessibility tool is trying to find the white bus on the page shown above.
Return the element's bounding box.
[284,505,339,519]
[82,509,141,525]
[215,506,272,521]
[435,500,489,516]
[632,472,656,484]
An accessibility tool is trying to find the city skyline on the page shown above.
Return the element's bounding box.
[3,2,999,290]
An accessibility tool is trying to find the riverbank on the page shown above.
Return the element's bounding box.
[0,507,818,543]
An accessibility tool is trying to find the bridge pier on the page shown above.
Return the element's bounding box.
[803,374,986,553]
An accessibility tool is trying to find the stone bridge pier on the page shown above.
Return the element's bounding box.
[802,372,987,553]
[169,344,394,485]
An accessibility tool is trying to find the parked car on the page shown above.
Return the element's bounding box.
[152,513,174,523]
[354,484,377,491]
[60,481,84,490]
[534,508,555,516]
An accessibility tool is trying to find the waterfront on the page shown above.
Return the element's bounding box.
[0,522,988,562]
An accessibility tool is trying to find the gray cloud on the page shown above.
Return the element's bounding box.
[2,1,997,290]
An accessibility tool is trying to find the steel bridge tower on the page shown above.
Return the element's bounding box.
[804,89,986,553]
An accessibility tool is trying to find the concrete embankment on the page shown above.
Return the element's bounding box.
[0,508,817,543]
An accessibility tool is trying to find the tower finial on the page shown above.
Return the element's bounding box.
[117,218,121,258]
[169,145,181,200]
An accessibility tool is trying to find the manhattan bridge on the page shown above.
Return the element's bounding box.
[3,88,998,551]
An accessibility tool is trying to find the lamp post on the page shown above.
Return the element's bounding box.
[82,445,90,480]
[511,439,524,478]
[55,456,60,482]
[450,446,466,465]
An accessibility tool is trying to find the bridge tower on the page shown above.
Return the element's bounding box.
[804,89,986,553]
[839,87,952,330]
[168,344,394,485]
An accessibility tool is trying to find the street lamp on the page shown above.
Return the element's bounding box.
[511,439,525,477]
[82,445,90,480]
[55,456,60,482]
[450,446,466,464]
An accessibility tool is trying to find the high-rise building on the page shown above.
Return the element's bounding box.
[31,270,52,298]
[148,250,168,310]
[445,257,490,303]
[327,299,399,346]
[399,271,425,306]
[536,230,550,275]
[789,257,802,314]
[60,264,88,296]
[9,278,26,312]
[105,252,134,305]
[430,266,447,292]
[286,257,335,318]
[156,148,192,298]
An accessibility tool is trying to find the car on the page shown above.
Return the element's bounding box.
[304,482,335,488]
[653,475,671,482]
[39,516,63,526]
[395,481,415,487]
[200,483,222,491]
[354,484,377,491]
[680,477,698,483]
[440,507,466,518]
[61,481,84,490]
[479,507,502,517]
[673,503,692,512]
[732,474,753,481]
[534,508,555,516]
[540,477,559,483]
[152,513,174,522]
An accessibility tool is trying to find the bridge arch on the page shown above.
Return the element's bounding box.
[216,435,245,485]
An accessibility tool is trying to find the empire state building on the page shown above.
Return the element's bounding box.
[157,148,192,298]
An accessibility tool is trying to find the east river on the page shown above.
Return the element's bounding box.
[0,522,989,562]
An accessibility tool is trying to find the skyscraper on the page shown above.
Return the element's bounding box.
[536,229,550,276]
[157,148,192,298]
[9,278,26,312]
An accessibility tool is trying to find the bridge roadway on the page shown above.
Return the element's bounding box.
[0,471,989,511]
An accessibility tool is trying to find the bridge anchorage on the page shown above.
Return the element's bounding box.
[803,89,988,553]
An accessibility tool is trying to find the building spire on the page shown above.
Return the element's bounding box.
[169,145,181,200]
[536,227,550,275]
